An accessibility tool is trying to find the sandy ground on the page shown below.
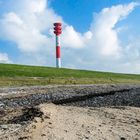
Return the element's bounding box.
[0,103,140,140]
[0,85,140,140]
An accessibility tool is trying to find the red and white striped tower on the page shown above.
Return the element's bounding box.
[54,23,62,68]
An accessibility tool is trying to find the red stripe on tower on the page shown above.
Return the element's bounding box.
[56,46,60,58]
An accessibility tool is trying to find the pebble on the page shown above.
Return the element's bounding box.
[0,85,140,109]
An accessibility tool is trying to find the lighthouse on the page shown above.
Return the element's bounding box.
[53,22,62,68]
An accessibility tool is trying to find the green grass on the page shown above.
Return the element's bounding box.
[0,63,140,87]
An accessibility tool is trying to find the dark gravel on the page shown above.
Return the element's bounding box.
[0,84,140,109]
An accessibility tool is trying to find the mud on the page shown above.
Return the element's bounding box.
[7,107,43,124]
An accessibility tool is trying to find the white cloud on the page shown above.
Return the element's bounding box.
[68,2,140,73]
[0,53,11,63]
[89,2,138,58]
[0,0,140,73]
[62,26,85,48]
[0,0,63,53]
[27,0,46,13]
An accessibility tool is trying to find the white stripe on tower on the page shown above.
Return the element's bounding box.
[56,57,61,68]
[56,35,60,46]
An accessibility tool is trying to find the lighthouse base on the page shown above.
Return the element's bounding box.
[56,58,61,68]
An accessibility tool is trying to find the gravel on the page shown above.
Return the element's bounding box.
[0,84,140,109]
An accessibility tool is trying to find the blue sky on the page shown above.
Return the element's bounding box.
[0,0,140,73]
[50,0,136,32]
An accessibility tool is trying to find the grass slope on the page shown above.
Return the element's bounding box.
[0,63,140,87]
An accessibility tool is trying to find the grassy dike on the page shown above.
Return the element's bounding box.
[0,63,140,87]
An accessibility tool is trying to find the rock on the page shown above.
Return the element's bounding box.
[41,134,46,137]
[120,137,126,140]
